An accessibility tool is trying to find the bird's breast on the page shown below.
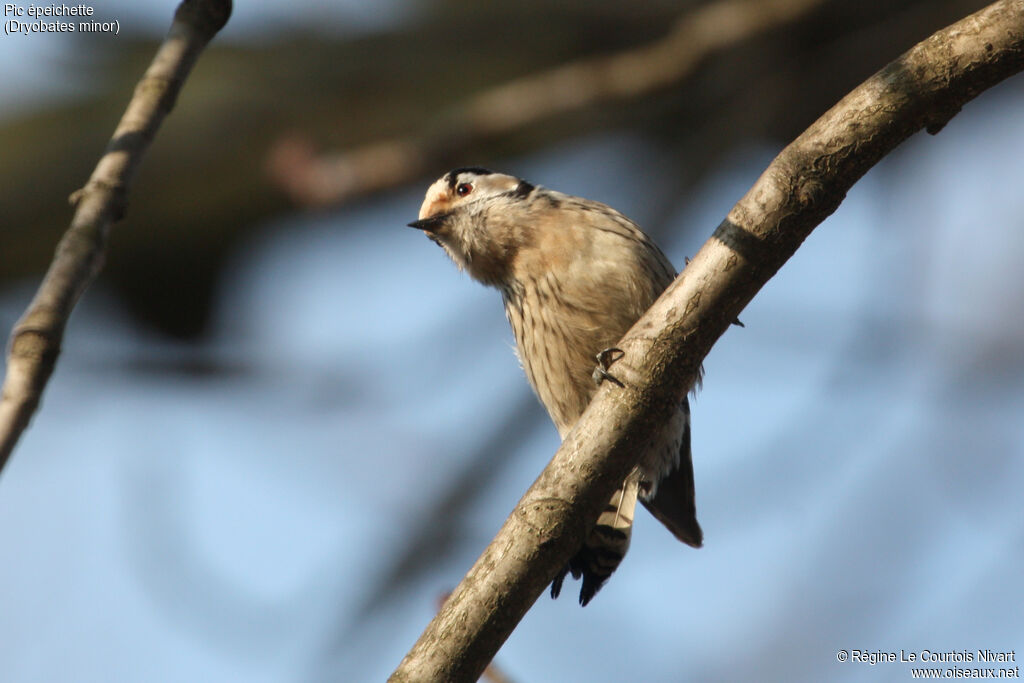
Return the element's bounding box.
[502,279,610,436]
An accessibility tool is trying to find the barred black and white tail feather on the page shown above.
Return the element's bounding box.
[551,473,640,605]
[551,399,702,604]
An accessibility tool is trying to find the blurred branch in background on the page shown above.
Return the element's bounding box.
[390,2,1024,680]
[0,0,993,339]
[0,0,232,473]
[350,393,544,622]
[266,0,826,206]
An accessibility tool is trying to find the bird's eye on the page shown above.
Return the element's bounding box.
[456,182,473,197]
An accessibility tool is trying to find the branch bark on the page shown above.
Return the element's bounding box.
[0,0,232,473]
[389,1,1024,681]
[266,0,827,206]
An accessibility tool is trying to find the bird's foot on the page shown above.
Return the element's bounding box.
[592,347,625,387]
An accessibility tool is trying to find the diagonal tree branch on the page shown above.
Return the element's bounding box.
[389,1,1024,681]
[0,0,232,473]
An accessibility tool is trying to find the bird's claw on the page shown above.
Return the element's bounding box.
[592,347,625,387]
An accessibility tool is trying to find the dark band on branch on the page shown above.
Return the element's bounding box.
[712,218,767,264]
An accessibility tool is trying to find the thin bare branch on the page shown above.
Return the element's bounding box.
[0,0,232,473]
[389,2,1024,680]
[266,0,827,206]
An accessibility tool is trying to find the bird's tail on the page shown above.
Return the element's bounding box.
[640,399,703,548]
[551,471,640,606]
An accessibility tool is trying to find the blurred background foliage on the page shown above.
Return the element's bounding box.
[0,0,995,337]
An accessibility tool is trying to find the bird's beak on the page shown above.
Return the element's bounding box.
[408,213,450,232]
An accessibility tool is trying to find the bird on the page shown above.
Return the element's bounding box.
[409,167,702,605]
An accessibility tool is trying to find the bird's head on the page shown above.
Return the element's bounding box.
[409,168,536,286]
